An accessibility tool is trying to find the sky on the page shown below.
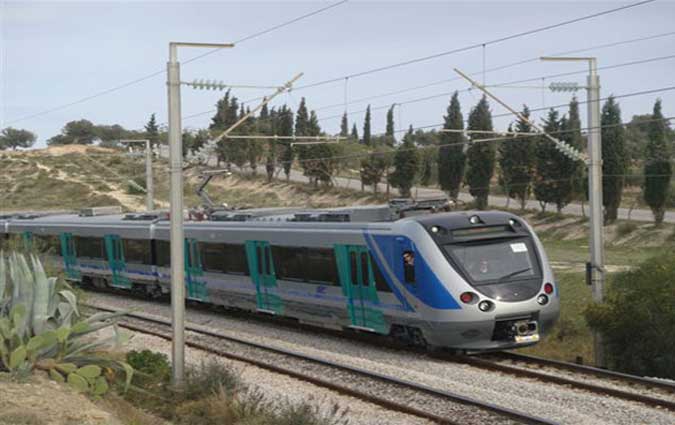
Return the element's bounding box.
[2,0,675,147]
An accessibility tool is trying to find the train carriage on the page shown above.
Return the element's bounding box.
[1,204,559,351]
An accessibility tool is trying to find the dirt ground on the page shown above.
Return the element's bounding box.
[0,373,123,425]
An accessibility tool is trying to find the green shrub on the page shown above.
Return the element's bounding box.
[182,360,240,402]
[585,251,675,378]
[127,350,170,383]
[616,222,638,238]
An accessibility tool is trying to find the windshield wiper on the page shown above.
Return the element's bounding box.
[496,267,532,283]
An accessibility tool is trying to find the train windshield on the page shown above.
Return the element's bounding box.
[444,238,539,285]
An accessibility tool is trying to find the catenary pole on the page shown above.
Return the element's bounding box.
[119,139,154,211]
[167,41,233,387]
[541,56,605,367]
[145,139,154,211]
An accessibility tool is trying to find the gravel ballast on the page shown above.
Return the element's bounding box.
[89,291,675,425]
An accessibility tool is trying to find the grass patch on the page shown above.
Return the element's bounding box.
[123,351,347,425]
[520,272,593,362]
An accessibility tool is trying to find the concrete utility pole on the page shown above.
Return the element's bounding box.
[167,41,233,387]
[120,139,154,211]
[542,56,605,367]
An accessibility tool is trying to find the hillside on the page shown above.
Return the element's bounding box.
[0,146,386,213]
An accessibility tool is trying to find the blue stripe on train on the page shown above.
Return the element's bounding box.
[366,233,461,310]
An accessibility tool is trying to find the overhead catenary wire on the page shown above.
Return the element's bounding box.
[181,0,663,122]
[184,51,675,126]
[219,115,675,169]
[4,0,349,126]
[316,54,675,123]
[292,0,656,91]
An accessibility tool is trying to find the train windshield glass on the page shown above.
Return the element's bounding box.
[444,238,539,285]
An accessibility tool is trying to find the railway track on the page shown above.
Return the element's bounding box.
[454,353,675,413]
[84,303,557,425]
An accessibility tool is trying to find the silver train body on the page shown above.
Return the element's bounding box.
[1,206,560,351]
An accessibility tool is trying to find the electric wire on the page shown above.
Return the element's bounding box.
[183,44,675,124]
[294,0,656,90]
[4,0,349,126]
[317,54,675,123]
[183,1,661,121]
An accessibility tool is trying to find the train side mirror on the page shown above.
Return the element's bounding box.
[585,262,592,286]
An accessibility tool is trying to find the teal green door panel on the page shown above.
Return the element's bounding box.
[22,231,32,252]
[60,233,80,281]
[185,239,208,302]
[334,244,386,334]
[104,235,130,288]
[245,241,283,314]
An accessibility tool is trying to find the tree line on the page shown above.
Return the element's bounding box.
[2,92,672,224]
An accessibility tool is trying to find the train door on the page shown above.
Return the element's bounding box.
[245,240,283,315]
[335,245,386,334]
[22,231,32,251]
[59,232,80,281]
[185,239,207,301]
[104,234,130,288]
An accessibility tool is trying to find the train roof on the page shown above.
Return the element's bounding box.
[3,202,522,232]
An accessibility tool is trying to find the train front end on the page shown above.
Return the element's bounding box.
[404,211,559,351]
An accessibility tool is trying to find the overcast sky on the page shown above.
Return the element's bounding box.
[2,0,674,147]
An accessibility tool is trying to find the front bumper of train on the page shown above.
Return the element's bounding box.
[422,303,560,351]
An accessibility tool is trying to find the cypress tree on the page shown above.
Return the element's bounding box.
[465,96,495,210]
[144,113,159,149]
[643,99,672,224]
[389,126,419,197]
[278,105,295,181]
[295,98,309,136]
[601,96,626,223]
[340,112,349,137]
[438,92,466,201]
[498,124,516,205]
[363,105,372,146]
[265,107,277,182]
[534,109,562,212]
[505,106,535,210]
[385,105,395,146]
[351,124,359,142]
[555,98,583,212]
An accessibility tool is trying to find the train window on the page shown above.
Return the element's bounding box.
[76,237,104,259]
[33,235,61,255]
[201,243,226,273]
[360,253,370,287]
[265,246,273,275]
[349,252,358,285]
[305,248,338,285]
[223,244,249,275]
[370,254,392,293]
[272,246,305,282]
[403,251,415,284]
[155,240,170,267]
[124,239,151,265]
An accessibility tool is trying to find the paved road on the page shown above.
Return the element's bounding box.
[283,168,675,224]
[160,145,674,224]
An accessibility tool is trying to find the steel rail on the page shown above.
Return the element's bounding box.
[84,303,557,425]
[453,355,675,412]
[492,351,675,393]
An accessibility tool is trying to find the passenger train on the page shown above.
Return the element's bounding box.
[0,203,559,351]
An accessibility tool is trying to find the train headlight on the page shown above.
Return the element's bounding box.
[470,215,481,224]
[478,300,492,312]
[537,294,549,305]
